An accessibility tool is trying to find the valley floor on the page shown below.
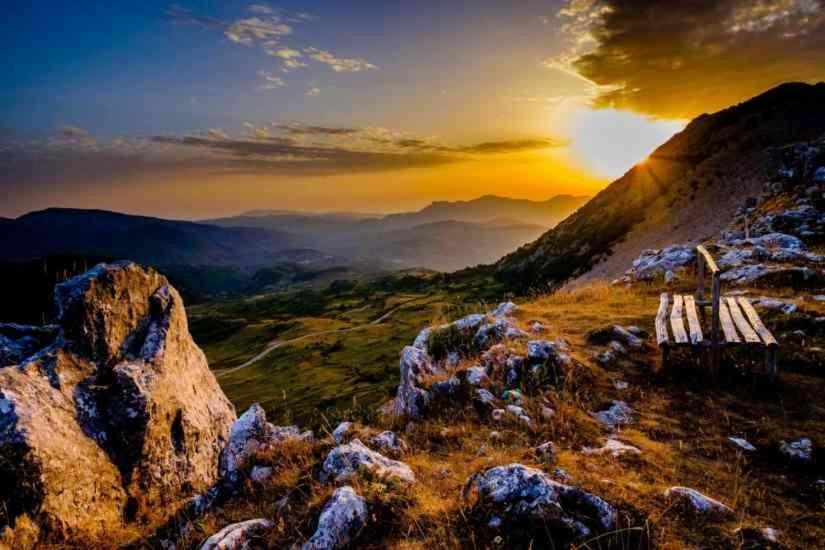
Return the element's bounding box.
[173,279,825,549]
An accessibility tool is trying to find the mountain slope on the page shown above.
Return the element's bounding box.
[0,208,304,266]
[495,82,825,291]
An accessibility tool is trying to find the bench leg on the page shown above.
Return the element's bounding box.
[660,346,669,373]
[765,347,778,383]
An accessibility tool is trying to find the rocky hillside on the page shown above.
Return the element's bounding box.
[496,82,825,292]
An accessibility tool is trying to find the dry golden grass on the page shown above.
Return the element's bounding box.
[162,280,824,549]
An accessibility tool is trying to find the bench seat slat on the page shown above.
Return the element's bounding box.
[725,297,761,343]
[656,293,670,347]
[683,295,703,344]
[670,295,688,344]
[718,299,741,343]
[737,297,778,347]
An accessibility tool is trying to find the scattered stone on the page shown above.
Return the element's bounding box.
[489,431,502,441]
[530,322,546,333]
[492,302,518,318]
[583,439,641,457]
[369,431,410,459]
[780,438,814,464]
[628,245,695,281]
[465,365,489,386]
[473,388,497,416]
[664,487,734,521]
[249,466,273,484]
[592,401,635,429]
[391,346,431,419]
[527,339,571,366]
[220,404,312,478]
[491,409,505,422]
[302,486,368,550]
[463,464,616,539]
[664,270,675,284]
[754,297,797,314]
[446,351,461,367]
[535,441,556,464]
[332,422,353,444]
[734,526,780,548]
[611,326,644,350]
[728,437,756,452]
[594,350,616,366]
[412,327,430,350]
[321,439,415,486]
[613,380,629,390]
[199,519,274,550]
[428,376,460,402]
[552,468,572,482]
[540,406,555,421]
[453,313,487,331]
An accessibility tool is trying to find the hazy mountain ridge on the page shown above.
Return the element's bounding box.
[495,82,825,291]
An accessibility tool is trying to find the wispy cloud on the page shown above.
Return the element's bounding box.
[304,47,377,73]
[305,86,321,96]
[257,70,285,90]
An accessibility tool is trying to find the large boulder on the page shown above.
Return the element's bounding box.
[463,464,616,540]
[0,262,236,546]
[321,439,415,486]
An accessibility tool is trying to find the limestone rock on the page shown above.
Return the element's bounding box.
[303,486,368,550]
[464,464,616,539]
[665,487,734,521]
[219,404,312,479]
[728,437,756,452]
[465,365,489,386]
[583,439,641,457]
[369,431,409,459]
[321,439,415,486]
[491,301,518,318]
[199,518,274,550]
[780,438,814,464]
[592,401,635,429]
[332,422,353,444]
[0,262,236,546]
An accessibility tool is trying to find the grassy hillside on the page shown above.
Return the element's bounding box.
[496,82,825,292]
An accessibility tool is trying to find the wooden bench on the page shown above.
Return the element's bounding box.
[655,245,779,380]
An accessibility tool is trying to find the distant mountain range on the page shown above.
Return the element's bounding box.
[0,194,588,272]
[495,82,825,291]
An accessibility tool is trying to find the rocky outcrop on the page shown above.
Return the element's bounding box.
[369,431,409,459]
[321,439,415,486]
[0,262,236,547]
[464,464,616,540]
[592,401,635,429]
[199,518,274,550]
[303,486,368,550]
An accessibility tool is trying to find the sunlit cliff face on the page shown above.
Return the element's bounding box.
[1,0,822,218]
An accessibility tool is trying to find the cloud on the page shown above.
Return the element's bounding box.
[549,0,825,119]
[305,87,321,96]
[225,16,291,44]
[273,123,357,136]
[248,4,275,15]
[304,47,377,72]
[208,128,230,140]
[257,70,285,89]
[58,125,90,139]
[271,47,302,59]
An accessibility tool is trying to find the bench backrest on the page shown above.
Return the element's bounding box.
[695,245,721,347]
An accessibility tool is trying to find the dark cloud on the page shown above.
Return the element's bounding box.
[457,138,568,154]
[558,0,825,118]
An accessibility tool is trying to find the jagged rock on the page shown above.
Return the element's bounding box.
[391,346,431,419]
[734,526,780,548]
[0,262,236,546]
[583,439,641,457]
[0,323,58,367]
[530,322,546,333]
[720,264,822,286]
[594,350,616,366]
[473,389,497,416]
[629,245,695,280]
[664,270,675,284]
[492,302,518,318]
[220,404,312,479]
[474,317,523,348]
[753,297,797,314]
[527,339,571,365]
[332,422,353,444]
[465,366,489,386]
[370,431,409,459]
[535,442,556,464]
[780,438,814,464]
[611,326,644,350]
[464,464,616,540]
[199,518,274,550]
[504,355,524,388]
[303,486,368,550]
[665,487,734,521]
[727,437,756,452]
[412,327,430,350]
[592,401,635,429]
[321,439,415,486]
[608,340,627,355]
[249,466,273,484]
[428,376,460,401]
[446,351,461,367]
[453,313,487,331]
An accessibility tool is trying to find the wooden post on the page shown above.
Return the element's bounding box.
[696,253,705,303]
[765,347,778,383]
[711,273,721,375]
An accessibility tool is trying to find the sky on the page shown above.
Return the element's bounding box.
[2,0,824,219]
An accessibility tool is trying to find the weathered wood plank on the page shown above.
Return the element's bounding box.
[725,297,760,343]
[670,294,688,344]
[737,297,778,347]
[683,295,703,344]
[718,299,740,343]
[656,293,670,347]
[697,245,720,274]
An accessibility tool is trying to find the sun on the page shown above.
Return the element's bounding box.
[565,107,685,179]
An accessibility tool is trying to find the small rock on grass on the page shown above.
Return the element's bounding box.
[780,438,814,464]
[664,487,734,521]
[200,518,274,550]
[583,439,641,457]
[302,486,368,550]
[369,431,410,459]
[591,401,634,429]
[332,422,353,444]
[728,437,756,452]
[321,439,415,486]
